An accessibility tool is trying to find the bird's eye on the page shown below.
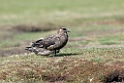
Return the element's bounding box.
[62,28,66,30]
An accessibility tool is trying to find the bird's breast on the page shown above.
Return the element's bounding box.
[56,34,68,49]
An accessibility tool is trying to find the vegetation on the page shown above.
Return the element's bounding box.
[0,0,124,83]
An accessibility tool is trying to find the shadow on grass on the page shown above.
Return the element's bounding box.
[53,53,80,57]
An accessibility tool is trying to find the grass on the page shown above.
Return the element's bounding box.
[98,33,124,45]
[0,47,124,83]
[0,0,124,24]
[0,0,124,83]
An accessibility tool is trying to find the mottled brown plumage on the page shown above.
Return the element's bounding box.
[25,46,59,56]
[25,27,69,56]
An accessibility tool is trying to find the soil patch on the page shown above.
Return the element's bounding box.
[96,20,124,25]
[12,23,61,32]
[103,62,124,83]
[105,70,124,83]
[0,47,29,57]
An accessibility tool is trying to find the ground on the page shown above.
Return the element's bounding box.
[0,0,124,83]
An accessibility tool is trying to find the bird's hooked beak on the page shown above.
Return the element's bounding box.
[67,29,70,32]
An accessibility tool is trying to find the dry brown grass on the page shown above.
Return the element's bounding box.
[0,56,124,83]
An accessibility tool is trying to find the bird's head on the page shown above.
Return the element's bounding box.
[57,27,70,34]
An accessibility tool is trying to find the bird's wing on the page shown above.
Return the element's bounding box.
[46,36,61,50]
[35,39,43,43]
[31,39,43,47]
[47,33,68,50]
[30,35,55,48]
[39,34,58,48]
[31,34,62,50]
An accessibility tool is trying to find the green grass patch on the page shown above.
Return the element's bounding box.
[0,0,124,25]
[0,47,124,83]
[99,41,119,45]
[0,0,124,83]
[98,34,124,45]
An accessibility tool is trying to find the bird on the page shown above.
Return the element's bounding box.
[25,42,60,56]
[25,46,58,56]
[25,27,70,56]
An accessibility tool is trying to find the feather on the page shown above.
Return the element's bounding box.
[25,27,69,56]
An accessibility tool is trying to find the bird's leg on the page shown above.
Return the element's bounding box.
[51,50,56,57]
[54,50,56,56]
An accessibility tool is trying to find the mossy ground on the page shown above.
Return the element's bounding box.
[0,0,124,83]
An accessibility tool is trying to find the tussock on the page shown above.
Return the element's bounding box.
[12,23,60,32]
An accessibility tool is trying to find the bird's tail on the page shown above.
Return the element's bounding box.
[25,47,32,51]
[25,39,43,52]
